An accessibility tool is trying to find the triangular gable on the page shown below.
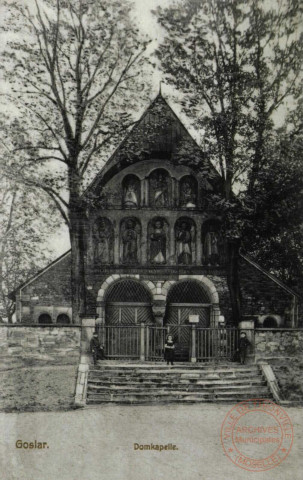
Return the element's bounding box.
[86,93,220,196]
[8,250,71,300]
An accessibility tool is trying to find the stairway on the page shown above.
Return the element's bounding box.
[86,362,272,405]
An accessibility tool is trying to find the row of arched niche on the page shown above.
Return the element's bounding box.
[91,217,224,266]
[122,169,198,208]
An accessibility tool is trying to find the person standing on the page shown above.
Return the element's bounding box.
[164,334,175,366]
[90,332,105,365]
[238,332,250,365]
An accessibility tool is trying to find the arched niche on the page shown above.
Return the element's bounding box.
[202,219,225,266]
[122,174,140,208]
[175,217,196,265]
[263,316,279,328]
[57,313,71,324]
[147,217,169,265]
[180,175,198,208]
[38,313,52,324]
[148,169,171,208]
[92,217,114,264]
[120,217,141,265]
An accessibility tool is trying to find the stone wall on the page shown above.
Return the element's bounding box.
[255,329,303,360]
[255,329,303,402]
[0,325,81,368]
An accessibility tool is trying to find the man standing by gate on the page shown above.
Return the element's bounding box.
[90,332,106,365]
[238,332,250,365]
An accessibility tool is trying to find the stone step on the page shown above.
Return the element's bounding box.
[85,362,270,405]
[87,383,268,393]
[88,380,266,390]
[87,390,271,404]
[87,386,270,397]
[89,366,260,374]
[88,377,265,387]
[89,370,261,382]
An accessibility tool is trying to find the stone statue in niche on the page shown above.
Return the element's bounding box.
[204,229,220,265]
[150,172,168,207]
[93,218,113,264]
[123,178,139,207]
[180,178,197,208]
[176,221,195,265]
[121,219,140,264]
[149,219,167,264]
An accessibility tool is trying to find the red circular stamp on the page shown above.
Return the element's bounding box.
[221,399,293,472]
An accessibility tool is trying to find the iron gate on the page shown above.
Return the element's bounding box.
[96,324,240,361]
[165,304,210,360]
[196,327,239,361]
[98,324,141,359]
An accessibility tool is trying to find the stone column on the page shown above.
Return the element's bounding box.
[113,222,120,265]
[96,301,105,324]
[196,218,202,265]
[238,319,255,364]
[152,301,166,327]
[141,178,149,206]
[81,316,97,354]
[175,179,180,207]
[169,224,175,265]
[141,217,148,264]
[211,304,220,327]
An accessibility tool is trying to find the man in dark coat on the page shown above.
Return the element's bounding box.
[238,332,250,365]
[90,332,105,365]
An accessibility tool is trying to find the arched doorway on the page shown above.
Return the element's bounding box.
[105,279,153,325]
[103,279,153,358]
[164,280,211,361]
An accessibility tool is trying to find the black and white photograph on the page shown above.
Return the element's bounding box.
[0,0,302,479]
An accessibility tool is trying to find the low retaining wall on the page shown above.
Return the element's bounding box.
[255,329,303,402]
[0,325,81,368]
[255,329,303,360]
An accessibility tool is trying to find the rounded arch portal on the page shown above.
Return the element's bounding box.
[103,278,154,326]
[166,279,211,304]
[105,279,152,303]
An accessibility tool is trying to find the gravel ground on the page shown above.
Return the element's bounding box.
[0,404,302,480]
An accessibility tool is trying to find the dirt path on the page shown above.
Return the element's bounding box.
[0,404,302,480]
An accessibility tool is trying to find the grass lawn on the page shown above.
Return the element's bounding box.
[0,365,78,412]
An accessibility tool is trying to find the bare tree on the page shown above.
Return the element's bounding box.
[1,0,150,321]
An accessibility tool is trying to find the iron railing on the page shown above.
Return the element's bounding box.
[97,324,241,362]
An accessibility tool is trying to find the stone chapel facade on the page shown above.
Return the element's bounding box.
[11,95,299,333]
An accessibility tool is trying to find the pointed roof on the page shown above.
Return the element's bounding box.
[86,93,220,196]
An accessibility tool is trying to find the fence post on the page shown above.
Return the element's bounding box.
[146,326,150,361]
[140,323,145,361]
[191,324,197,363]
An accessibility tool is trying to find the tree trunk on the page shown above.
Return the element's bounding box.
[69,211,86,323]
[226,238,241,325]
[68,166,86,323]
